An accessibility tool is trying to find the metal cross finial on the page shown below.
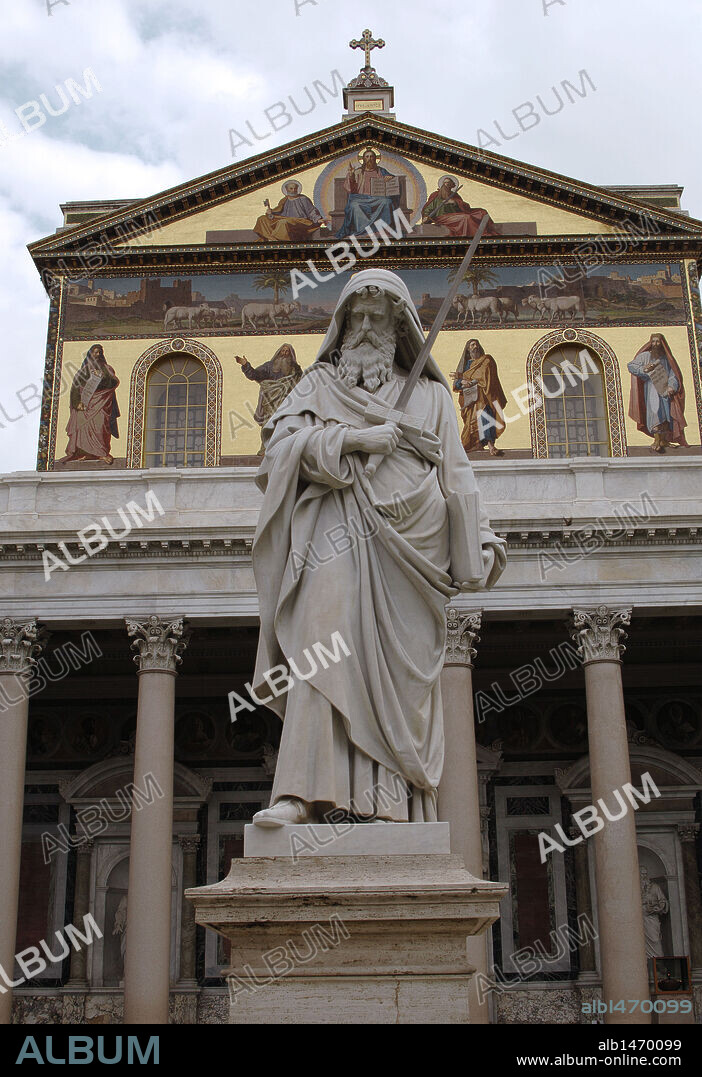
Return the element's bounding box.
[350,29,385,69]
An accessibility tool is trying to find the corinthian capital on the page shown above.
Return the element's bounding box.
[444,607,482,667]
[569,606,631,665]
[0,618,44,674]
[126,616,188,674]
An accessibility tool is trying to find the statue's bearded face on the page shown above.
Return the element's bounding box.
[339,290,397,392]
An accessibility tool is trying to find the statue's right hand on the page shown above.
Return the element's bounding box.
[342,422,401,456]
[235,355,247,365]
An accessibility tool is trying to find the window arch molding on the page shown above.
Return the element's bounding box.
[127,337,222,468]
[525,328,627,458]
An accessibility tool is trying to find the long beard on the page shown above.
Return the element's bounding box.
[338,327,396,391]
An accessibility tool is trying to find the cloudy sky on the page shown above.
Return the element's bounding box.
[1,0,699,471]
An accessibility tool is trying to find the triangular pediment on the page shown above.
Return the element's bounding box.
[29,116,702,278]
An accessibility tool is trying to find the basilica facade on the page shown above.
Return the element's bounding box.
[1,53,701,1025]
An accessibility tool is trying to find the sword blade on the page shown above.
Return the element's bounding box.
[394,213,489,413]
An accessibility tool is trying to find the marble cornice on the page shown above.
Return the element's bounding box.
[32,234,702,278]
[0,523,698,566]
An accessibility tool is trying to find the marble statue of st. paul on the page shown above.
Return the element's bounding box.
[251,269,506,826]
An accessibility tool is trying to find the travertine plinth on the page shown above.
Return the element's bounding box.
[186,854,507,1024]
[243,821,450,857]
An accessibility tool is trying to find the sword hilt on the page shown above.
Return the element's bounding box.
[362,403,421,479]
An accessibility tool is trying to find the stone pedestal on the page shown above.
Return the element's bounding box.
[243,821,449,857]
[187,849,507,1024]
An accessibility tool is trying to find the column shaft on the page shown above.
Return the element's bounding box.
[123,616,187,1026]
[571,836,596,976]
[68,843,93,985]
[0,619,42,1026]
[123,671,175,1023]
[0,674,30,1025]
[438,609,489,1024]
[178,838,200,985]
[572,606,650,1026]
[678,826,702,971]
[439,664,483,875]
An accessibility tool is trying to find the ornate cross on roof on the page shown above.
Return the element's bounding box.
[350,29,385,70]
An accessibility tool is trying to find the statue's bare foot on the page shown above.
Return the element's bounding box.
[253,797,313,827]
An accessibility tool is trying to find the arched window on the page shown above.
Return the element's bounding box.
[541,345,610,458]
[143,354,207,467]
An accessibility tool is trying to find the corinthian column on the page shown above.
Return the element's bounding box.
[177,835,200,987]
[68,840,94,986]
[438,607,489,1023]
[569,606,650,1025]
[0,618,43,1025]
[123,616,188,1025]
[677,824,702,972]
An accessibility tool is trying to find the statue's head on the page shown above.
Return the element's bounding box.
[338,285,406,391]
[314,269,449,392]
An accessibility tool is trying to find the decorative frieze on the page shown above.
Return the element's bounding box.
[569,605,632,664]
[0,618,44,675]
[444,608,482,668]
[125,616,188,674]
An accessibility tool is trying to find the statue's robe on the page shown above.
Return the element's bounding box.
[252,363,505,820]
[641,881,668,957]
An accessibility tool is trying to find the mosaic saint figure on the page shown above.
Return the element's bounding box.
[235,344,304,454]
[628,333,688,453]
[254,180,330,242]
[422,176,499,238]
[62,343,120,464]
[337,148,399,238]
[250,269,505,827]
[452,339,507,456]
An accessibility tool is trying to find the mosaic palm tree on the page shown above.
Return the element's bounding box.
[447,265,500,296]
[254,270,290,304]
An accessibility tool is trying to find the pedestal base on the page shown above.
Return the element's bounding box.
[187,853,507,1024]
[243,821,450,857]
